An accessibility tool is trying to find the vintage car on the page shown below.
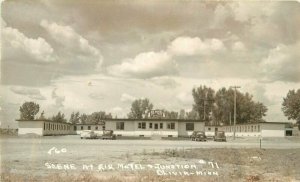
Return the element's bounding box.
[190,131,207,141]
[80,130,98,139]
[99,130,116,140]
[214,131,226,142]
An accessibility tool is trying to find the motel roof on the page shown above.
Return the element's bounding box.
[208,121,292,127]
[16,119,73,125]
[16,118,204,125]
[74,118,204,124]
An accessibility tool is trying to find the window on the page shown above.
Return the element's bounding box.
[88,126,91,130]
[149,123,153,129]
[138,122,146,129]
[186,123,194,131]
[74,126,77,131]
[81,126,83,130]
[95,126,98,130]
[258,125,260,132]
[167,123,175,129]
[116,122,125,130]
[160,123,163,129]
[102,126,106,130]
[208,127,211,131]
[171,123,175,129]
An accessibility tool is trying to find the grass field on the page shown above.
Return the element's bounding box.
[1,135,300,181]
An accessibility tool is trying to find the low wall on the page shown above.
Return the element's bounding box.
[261,130,285,137]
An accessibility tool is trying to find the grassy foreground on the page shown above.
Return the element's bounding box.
[1,148,300,182]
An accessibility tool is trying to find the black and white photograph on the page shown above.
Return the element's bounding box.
[1,0,300,181]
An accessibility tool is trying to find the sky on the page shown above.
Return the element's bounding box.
[1,0,300,128]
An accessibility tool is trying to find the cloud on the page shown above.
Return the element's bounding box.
[229,2,276,23]
[110,106,126,118]
[88,93,104,100]
[176,91,194,106]
[108,51,178,78]
[167,37,225,56]
[40,20,103,69]
[210,4,232,28]
[260,42,300,82]
[232,41,246,51]
[150,76,179,89]
[10,86,46,100]
[2,27,56,63]
[108,36,225,79]
[51,88,65,107]
[120,93,136,103]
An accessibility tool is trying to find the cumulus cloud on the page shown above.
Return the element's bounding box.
[167,37,225,56]
[51,88,65,107]
[120,93,136,103]
[10,86,46,100]
[260,42,300,82]
[108,51,178,78]
[40,20,103,69]
[108,36,226,79]
[2,27,56,63]
[232,41,246,51]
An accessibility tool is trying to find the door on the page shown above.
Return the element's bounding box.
[154,123,158,130]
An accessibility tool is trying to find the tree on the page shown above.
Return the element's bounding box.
[51,111,67,123]
[163,110,179,119]
[212,87,267,125]
[212,88,234,125]
[192,85,215,123]
[86,111,113,124]
[192,86,268,125]
[128,98,154,119]
[282,89,300,129]
[179,109,185,119]
[79,113,88,124]
[19,101,40,120]
[69,111,80,124]
[185,110,200,120]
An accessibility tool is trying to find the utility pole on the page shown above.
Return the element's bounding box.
[229,112,231,125]
[230,86,241,140]
[201,98,214,124]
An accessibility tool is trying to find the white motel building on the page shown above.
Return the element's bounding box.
[17,118,292,138]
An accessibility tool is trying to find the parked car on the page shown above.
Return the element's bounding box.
[214,131,226,142]
[190,131,207,141]
[100,130,116,140]
[80,130,97,139]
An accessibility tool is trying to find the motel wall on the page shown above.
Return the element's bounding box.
[18,120,74,136]
[18,120,44,136]
[17,119,289,138]
[178,121,204,137]
[205,122,287,138]
[74,119,204,137]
